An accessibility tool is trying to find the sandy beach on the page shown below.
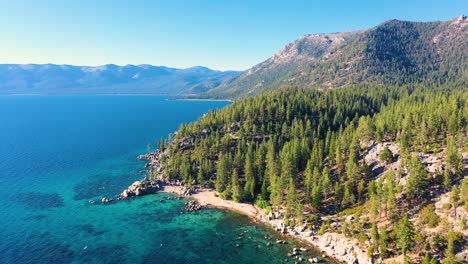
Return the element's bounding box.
[161,185,261,218]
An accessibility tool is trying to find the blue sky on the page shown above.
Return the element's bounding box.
[0,0,465,70]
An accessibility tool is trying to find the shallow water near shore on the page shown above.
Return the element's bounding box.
[0,96,329,264]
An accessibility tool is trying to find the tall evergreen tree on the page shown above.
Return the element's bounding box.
[244,145,256,200]
[379,226,389,258]
[285,177,302,220]
[342,181,356,208]
[396,215,415,256]
[216,153,231,192]
[406,154,428,202]
[231,168,242,202]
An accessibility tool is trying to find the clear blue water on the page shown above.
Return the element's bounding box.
[0,96,326,264]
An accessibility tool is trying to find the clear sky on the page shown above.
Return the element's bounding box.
[0,0,465,70]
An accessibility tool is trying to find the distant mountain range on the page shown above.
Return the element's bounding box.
[0,64,241,95]
[206,15,467,98]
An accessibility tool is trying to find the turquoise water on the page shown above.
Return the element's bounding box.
[0,96,326,264]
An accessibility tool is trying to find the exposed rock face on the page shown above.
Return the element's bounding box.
[316,233,368,264]
[456,249,468,263]
[119,177,161,199]
[181,187,196,196]
[138,149,163,171]
[363,140,452,182]
[434,189,468,235]
[363,141,401,179]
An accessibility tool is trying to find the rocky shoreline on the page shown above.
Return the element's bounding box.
[161,184,369,264]
[120,150,370,264]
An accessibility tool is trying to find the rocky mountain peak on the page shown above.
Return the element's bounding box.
[205,17,466,98]
[450,14,467,27]
[270,31,358,65]
[455,14,466,22]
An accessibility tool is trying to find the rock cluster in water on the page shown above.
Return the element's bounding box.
[184,200,204,211]
[119,177,162,199]
[286,247,319,262]
[100,197,114,204]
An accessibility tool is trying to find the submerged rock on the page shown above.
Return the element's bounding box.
[101,197,113,204]
[11,192,64,210]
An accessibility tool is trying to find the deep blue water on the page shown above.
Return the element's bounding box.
[0,96,326,264]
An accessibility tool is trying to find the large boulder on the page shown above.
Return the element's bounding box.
[184,200,205,211]
[119,179,161,199]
